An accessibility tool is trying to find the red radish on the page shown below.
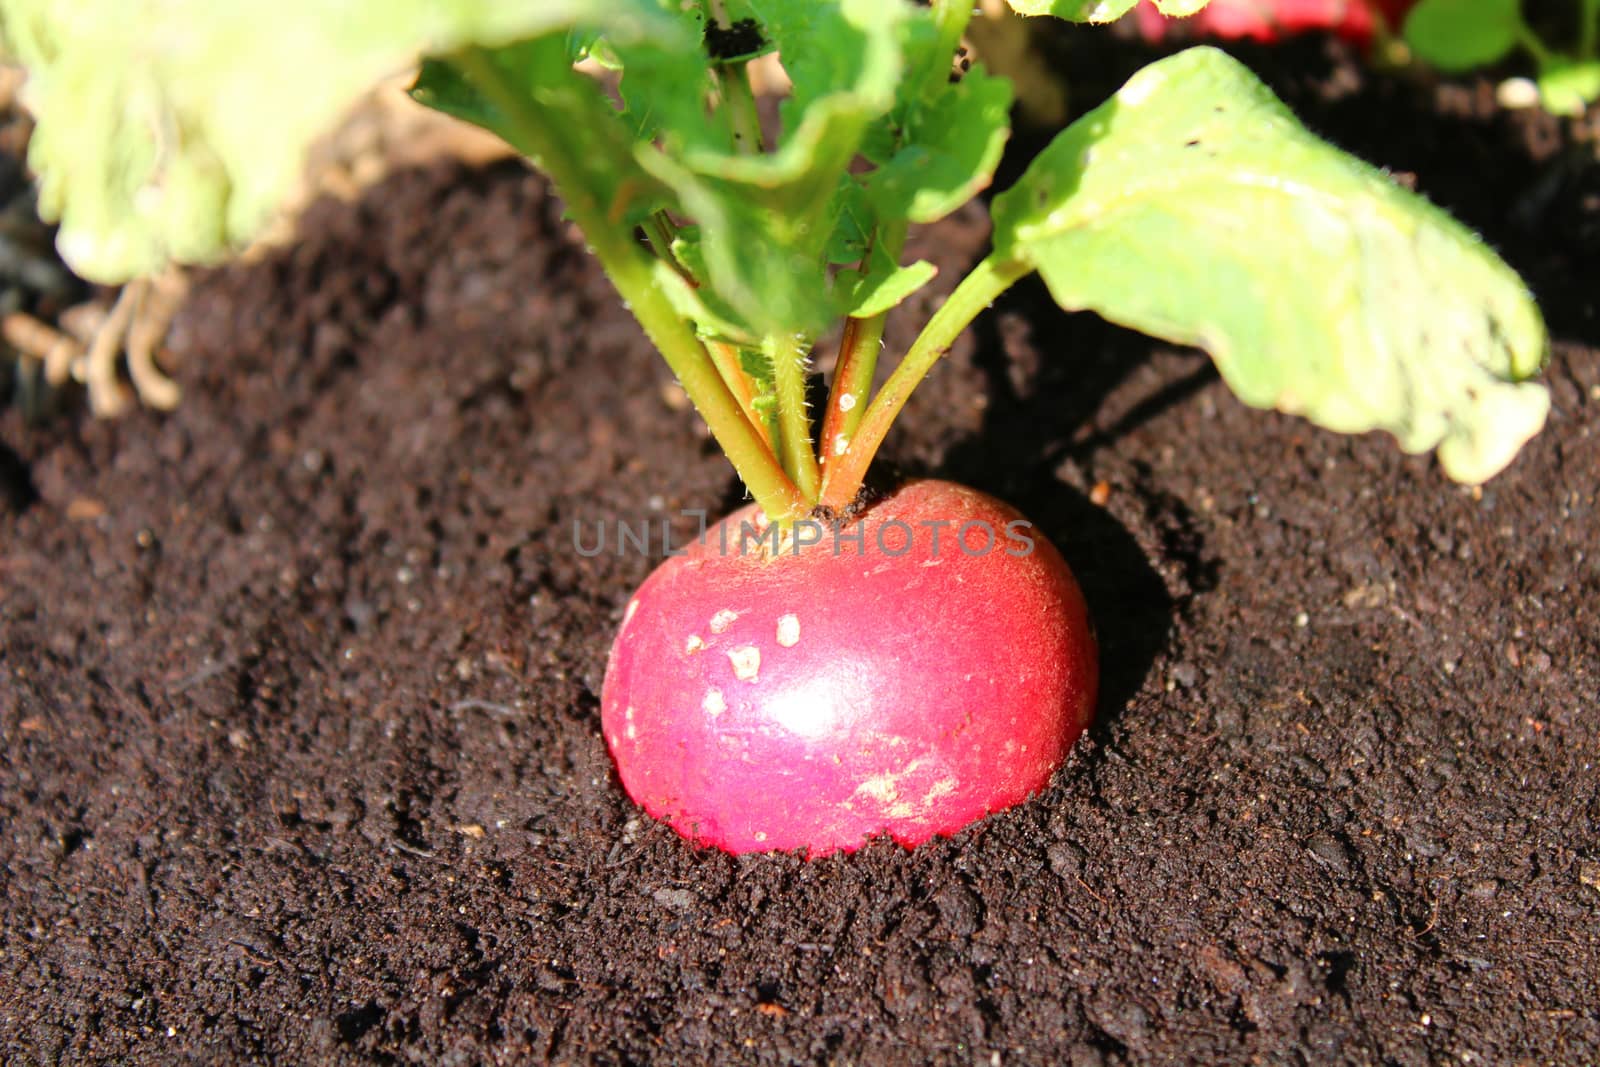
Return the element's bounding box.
[600,479,1098,855]
[1134,0,1417,46]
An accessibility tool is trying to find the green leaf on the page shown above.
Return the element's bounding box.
[1003,0,1209,23]
[652,262,755,347]
[991,47,1549,484]
[758,0,905,138]
[827,179,874,264]
[632,0,909,336]
[737,344,776,387]
[870,64,1013,224]
[639,148,848,336]
[611,19,727,146]
[841,258,937,317]
[0,0,678,282]
[1537,59,1600,117]
[1402,0,1522,72]
[735,343,781,446]
[654,232,760,345]
[413,37,672,229]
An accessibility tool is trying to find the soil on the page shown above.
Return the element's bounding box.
[3,33,1599,1067]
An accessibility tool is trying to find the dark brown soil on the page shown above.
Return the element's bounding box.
[3,37,1599,1066]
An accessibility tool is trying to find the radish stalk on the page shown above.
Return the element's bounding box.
[821,255,1030,510]
[455,48,804,522]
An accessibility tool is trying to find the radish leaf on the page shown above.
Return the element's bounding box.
[0,0,676,282]
[1536,59,1600,117]
[991,47,1549,484]
[629,0,906,336]
[1004,0,1210,23]
[868,64,1012,225]
[1402,0,1522,72]
[413,38,673,229]
[841,258,938,318]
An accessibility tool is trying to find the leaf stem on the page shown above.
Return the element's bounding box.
[455,47,803,521]
[767,331,821,502]
[928,0,975,79]
[706,338,770,446]
[818,0,970,476]
[639,213,769,445]
[820,313,885,468]
[644,212,691,281]
[1582,0,1599,60]
[716,63,766,155]
[1515,21,1556,68]
[819,254,1030,511]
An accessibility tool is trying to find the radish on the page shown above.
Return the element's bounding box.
[1134,0,1418,45]
[601,480,1097,855]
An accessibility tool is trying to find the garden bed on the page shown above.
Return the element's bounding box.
[2,36,1597,1065]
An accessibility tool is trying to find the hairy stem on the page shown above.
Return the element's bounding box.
[768,331,821,502]
[456,48,802,520]
[819,255,1029,511]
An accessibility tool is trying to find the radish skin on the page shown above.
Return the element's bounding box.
[600,479,1098,855]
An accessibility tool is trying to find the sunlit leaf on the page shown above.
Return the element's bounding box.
[0,0,676,281]
[840,258,937,317]
[1003,0,1210,23]
[992,47,1548,484]
[1402,0,1521,72]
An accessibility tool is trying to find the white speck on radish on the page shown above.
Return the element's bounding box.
[703,688,726,716]
[832,434,849,456]
[838,393,856,411]
[710,609,739,633]
[776,614,800,647]
[623,599,639,626]
[855,774,899,804]
[728,645,761,681]
[624,706,637,740]
[685,634,706,654]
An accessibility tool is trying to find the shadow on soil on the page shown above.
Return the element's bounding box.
[0,440,36,513]
[926,280,1207,735]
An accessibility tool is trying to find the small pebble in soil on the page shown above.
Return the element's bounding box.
[1497,77,1541,109]
[1306,831,1353,877]
[651,887,697,910]
[1580,860,1600,894]
[1047,841,1084,879]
